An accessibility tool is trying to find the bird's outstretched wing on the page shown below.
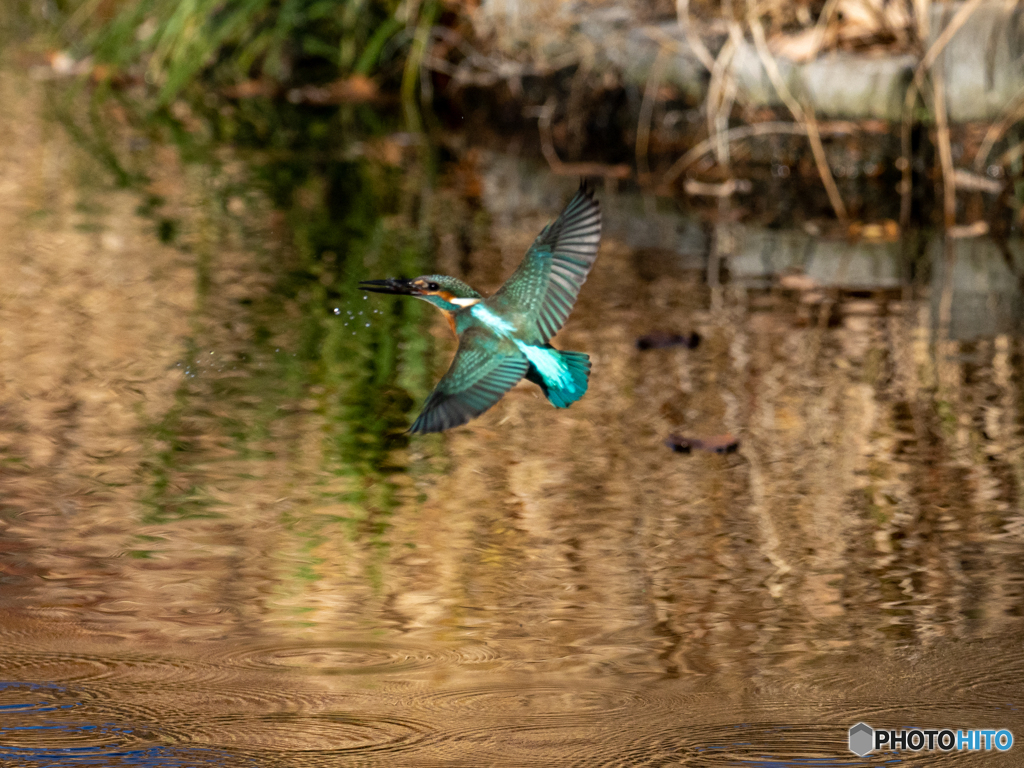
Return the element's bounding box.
[491,181,601,343]
[410,328,529,434]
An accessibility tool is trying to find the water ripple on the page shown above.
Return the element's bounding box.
[178,712,433,754]
[400,680,649,718]
[583,721,898,768]
[0,684,251,767]
[0,743,251,768]
[208,638,445,676]
[0,680,93,714]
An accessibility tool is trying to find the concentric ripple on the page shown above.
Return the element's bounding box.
[0,680,92,714]
[0,654,116,684]
[182,712,433,754]
[0,650,226,688]
[583,721,889,767]
[0,682,252,767]
[401,681,648,718]
[209,639,441,676]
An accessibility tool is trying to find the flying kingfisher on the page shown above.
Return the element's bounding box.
[360,182,601,433]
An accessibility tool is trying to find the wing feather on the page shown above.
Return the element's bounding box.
[492,182,601,343]
[409,330,528,434]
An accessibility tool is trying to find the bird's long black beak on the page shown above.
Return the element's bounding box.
[358,278,423,296]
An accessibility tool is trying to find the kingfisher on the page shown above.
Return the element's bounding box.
[360,182,601,433]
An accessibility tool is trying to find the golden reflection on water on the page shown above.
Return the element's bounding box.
[0,67,1023,766]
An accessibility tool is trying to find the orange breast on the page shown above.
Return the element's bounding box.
[440,309,457,336]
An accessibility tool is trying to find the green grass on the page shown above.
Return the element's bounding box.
[73,0,412,105]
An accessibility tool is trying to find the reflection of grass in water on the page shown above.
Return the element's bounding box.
[135,165,434,534]
[282,162,434,589]
[138,339,224,524]
[51,14,438,586]
[53,83,144,189]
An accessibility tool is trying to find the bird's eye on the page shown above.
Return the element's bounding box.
[427,281,439,291]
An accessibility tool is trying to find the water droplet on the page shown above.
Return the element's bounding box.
[333,307,340,315]
[365,323,370,327]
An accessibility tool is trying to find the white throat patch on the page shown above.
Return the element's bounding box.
[450,298,481,307]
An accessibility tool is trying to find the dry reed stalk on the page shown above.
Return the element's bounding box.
[913,0,931,41]
[707,24,743,166]
[716,72,740,166]
[998,139,1024,168]
[532,96,630,180]
[648,19,744,181]
[637,43,671,185]
[952,169,1002,194]
[684,177,753,196]
[931,55,956,229]
[748,12,848,221]
[918,0,982,73]
[675,0,717,71]
[898,0,984,226]
[533,95,561,169]
[972,84,1024,173]
[947,220,989,238]
[807,0,843,60]
[801,113,848,217]
[642,25,692,58]
[660,120,858,190]
[707,36,735,165]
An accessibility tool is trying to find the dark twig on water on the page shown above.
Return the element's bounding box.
[666,434,740,454]
[636,331,701,351]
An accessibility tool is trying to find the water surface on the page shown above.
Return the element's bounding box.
[0,64,1022,767]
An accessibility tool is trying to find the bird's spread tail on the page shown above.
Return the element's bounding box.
[524,347,591,408]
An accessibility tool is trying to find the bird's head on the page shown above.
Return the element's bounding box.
[359,274,481,311]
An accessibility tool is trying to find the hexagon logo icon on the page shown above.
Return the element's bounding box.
[849,722,874,756]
